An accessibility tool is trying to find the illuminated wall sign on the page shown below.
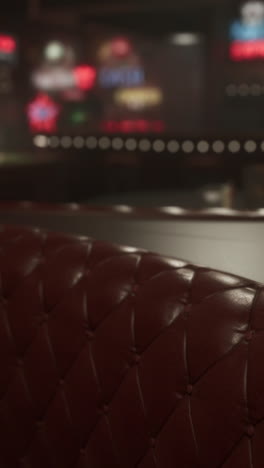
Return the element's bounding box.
[99,66,144,88]
[114,87,163,110]
[32,65,96,92]
[111,38,131,58]
[27,94,60,133]
[0,35,16,62]
[101,120,165,133]
[73,66,96,90]
[230,39,264,59]
[98,37,132,62]
[230,1,264,60]
[32,69,74,91]
[70,110,89,124]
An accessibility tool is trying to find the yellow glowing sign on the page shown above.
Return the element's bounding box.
[114,86,163,110]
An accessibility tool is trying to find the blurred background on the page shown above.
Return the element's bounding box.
[1,0,264,209]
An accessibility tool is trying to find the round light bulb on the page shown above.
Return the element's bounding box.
[45,42,65,61]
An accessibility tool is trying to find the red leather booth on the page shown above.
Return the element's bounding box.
[0,224,264,467]
[0,202,264,281]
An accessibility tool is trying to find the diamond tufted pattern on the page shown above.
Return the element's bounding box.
[0,225,264,467]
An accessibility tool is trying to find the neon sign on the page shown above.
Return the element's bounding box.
[70,110,88,124]
[27,94,60,133]
[73,66,96,91]
[98,37,132,62]
[114,87,163,110]
[111,38,131,58]
[230,39,264,59]
[99,66,144,88]
[32,65,96,92]
[0,35,16,62]
[101,120,165,133]
[230,1,264,60]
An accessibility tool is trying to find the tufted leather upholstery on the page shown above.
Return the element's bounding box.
[1,201,264,220]
[1,225,264,468]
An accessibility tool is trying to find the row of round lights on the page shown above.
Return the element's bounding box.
[226,83,264,97]
[33,135,263,154]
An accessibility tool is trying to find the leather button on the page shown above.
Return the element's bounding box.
[133,354,141,365]
[59,379,64,387]
[103,405,109,414]
[17,359,23,368]
[99,404,109,415]
[187,385,193,395]
[36,421,44,429]
[85,330,94,340]
[150,438,156,448]
[247,425,255,437]
[131,285,139,296]
[43,314,49,323]
[245,331,254,342]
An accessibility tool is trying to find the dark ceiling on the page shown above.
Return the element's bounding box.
[5,0,236,16]
[42,0,232,10]
[3,0,237,25]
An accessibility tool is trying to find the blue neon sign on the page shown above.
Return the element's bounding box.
[230,20,264,41]
[99,66,145,88]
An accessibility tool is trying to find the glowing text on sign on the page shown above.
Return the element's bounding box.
[99,66,144,88]
[32,66,96,92]
[114,87,163,110]
[230,1,264,60]
[100,120,165,133]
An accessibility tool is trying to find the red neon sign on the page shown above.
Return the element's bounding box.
[73,65,96,91]
[27,94,60,133]
[111,38,131,57]
[230,39,264,60]
[101,120,165,133]
[0,35,16,54]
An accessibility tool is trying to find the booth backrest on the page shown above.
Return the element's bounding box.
[1,203,264,282]
[0,225,264,468]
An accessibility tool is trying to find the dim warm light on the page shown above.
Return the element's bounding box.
[170,33,201,46]
[153,139,165,152]
[125,138,137,150]
[244,140,257,152]
[33,135,49,148]
[167,140,180,153]
[228,140,241,153]
[45,41,65,61]
[114,86,163,110]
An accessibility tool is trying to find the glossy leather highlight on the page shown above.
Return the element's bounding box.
[0,225,263,468]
